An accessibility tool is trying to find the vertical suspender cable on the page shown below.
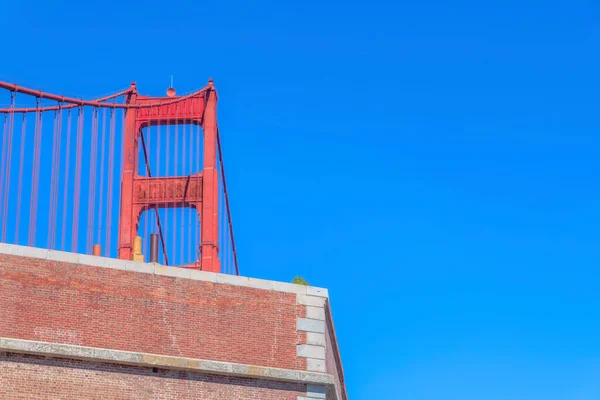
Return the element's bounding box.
[86,108,99,253]
[0,114,6,228]
[46,109,59,248]
[188,116,193,263]
[0,113,7,230]
[196,121,201,262]
[217,127,239,275]
[51,106,63,248]
[114,107,126,256]
[96,108,107,252]
[164,107,170,262]
[218,150,224,272]
[223,154,229,274]
[60,110,72,250]
[224,161,229,273]
[217,149,222,272]
[105,106,116,257]
[1,92,15,242]
[14,113,26,244]
[157,117,169,266]
[71,107,84,252]
[144,121,150,254]
[139,129,168,265]
[155,115,161,259]
[47,106,63,248]
[28,101,43,247]
[180,119,186,264]
[172,104,179,264]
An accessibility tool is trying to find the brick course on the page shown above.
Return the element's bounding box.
[0,254,306,370]
[0,352,306,400]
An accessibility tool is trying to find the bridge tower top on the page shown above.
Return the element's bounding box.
[0,78,237,274]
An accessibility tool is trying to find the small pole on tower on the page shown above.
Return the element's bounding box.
[150,233,159,263]
[166,75,176,97]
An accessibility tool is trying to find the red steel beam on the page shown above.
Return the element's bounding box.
[0,82,209,112]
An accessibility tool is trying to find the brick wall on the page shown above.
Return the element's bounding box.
[0,253,306,370]
[0,352,306,400]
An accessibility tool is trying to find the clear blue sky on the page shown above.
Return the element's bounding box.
[2,1,600,398]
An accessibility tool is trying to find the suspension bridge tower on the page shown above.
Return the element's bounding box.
[0,78,347,400]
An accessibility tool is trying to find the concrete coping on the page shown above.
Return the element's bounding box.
[0,337,336,390]
[0,242,329,298]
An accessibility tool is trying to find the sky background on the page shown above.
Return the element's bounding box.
[1,0,600,398]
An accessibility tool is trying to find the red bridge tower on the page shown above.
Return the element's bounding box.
[117,80,219,272]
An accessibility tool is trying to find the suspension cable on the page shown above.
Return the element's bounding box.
[180,119,186,264]
[60,109,73,250]
[105,105,117,256]
[96,108,107,251]
[86,108,99,253]
[172,104,179,264]
[216,124,239,275]
[71,107,84,252]
[14,113,26,244]
[28,100,43,246]
[0,82,209,112]
[140,130,169,266]
[0,92,15,242]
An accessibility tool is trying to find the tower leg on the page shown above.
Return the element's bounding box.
[117,86,138,260]
[201,84,219,272]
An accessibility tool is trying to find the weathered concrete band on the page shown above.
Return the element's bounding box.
[0,337,337,390]
[298,383,328,400]
[0,243,329,297]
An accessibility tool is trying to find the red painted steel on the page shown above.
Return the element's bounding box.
[14,114,26,244]
[139,131,169,265]
[117,87,138,262]
[188,118,193,263]
[96,109,107,251]
[72,108,85,251]
[180,121,186,264]
[28,107,43,246]
[172,105,179,262]
[105,108,117,256]
[0,78,233,274]
[116,79,220,271]
[61,110,73,250]
[195,122,201,260]
[1,93,15,242]
[0,87,133,113]
[86,108,99,254]
[52,108,63,248]
[47,110,60,248]
[200,83,220,272]
[217,126,239,275]
[0,82,210,112]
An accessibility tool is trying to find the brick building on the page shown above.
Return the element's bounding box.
[0,243,347,399]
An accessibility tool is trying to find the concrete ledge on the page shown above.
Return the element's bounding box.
[297,318,326,334]
[0,242,328,298]
[297,294,327,307]
[297,344,326,360]
[0,337,336,389]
